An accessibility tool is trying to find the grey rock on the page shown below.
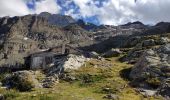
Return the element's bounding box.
[39,12,76,27]
[102,49,122,58]
[103,94,119,100]
[158,44,170,54]
[158,78,170,97]
[0,94,4,100]
[159,37,170,44]
[124,36,141,47]
[130,43,170,96]
[3,71,42,91]
[137,88,157,97]
[142,39,155,47]
[42,77,57,88]
[89,51,100,59]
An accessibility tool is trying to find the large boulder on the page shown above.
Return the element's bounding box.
[46,54,90,76]
[63,54,90,70]
[130,43,170,96]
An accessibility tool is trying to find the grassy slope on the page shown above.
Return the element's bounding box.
[0,57,163,100]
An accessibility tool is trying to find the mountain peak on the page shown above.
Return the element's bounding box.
[38,12,76,27]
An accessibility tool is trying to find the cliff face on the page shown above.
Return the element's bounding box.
[39,12,76,27]
[0,15,91,66]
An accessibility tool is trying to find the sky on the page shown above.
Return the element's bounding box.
[0,0,170,25]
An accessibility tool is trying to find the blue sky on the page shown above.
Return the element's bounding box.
[1,0,170,25]
[26,0,105,25]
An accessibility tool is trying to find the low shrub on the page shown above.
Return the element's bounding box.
[2,72,34,92]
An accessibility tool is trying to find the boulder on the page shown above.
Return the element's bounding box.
[130,49,161,80]
[89,51,100,59]
[42,76,57,88]
[130,43,170,96]
[2,71,42,91]
[142,39,155,47]
[102,49,122,58]
[45,54,90,76]
[137,88,157,97]
[123,49,144,63]
[158,78,170,97]
[63,54,90,70]
[159,37,170,44]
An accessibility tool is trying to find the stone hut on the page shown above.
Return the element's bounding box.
[28,44,82,70]
[29,52,56,70]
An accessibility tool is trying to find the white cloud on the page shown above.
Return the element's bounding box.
[0,0,61,17]
[1,0,170,25]
[65,0,170,25]
[33,0,61,14]
[0,0,30,17]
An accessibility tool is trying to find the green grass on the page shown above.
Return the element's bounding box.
[0,56,163,100]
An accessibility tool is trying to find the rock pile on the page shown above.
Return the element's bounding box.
[62,54,90,70]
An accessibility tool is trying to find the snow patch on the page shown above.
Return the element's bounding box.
[24,37,28,40]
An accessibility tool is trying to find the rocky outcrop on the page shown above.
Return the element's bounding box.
[159,37,170,45]
[130,44,170,97]
[122,34,170,63]
[39,12,76,27]
[46,54,89,76]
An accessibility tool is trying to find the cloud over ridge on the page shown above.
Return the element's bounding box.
[0,0,170,25]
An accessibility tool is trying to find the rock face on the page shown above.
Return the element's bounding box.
[130,44,170,97]
[39,12,76,27]
[0,15,92,67]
